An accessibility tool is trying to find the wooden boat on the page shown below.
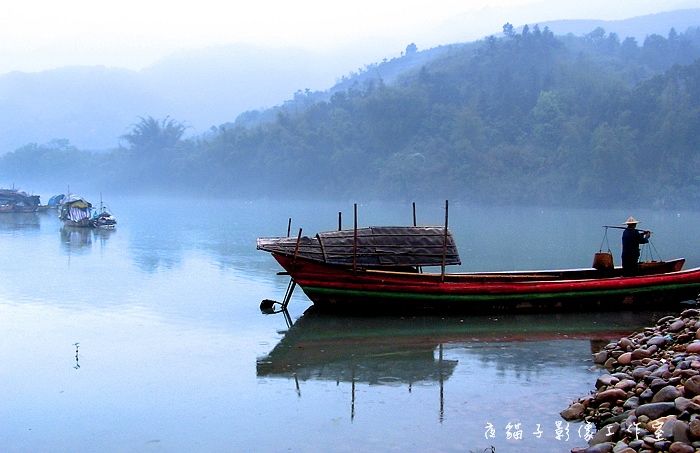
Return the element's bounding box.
[257,224,700,314]
[59,194,117,228]
[58,195,93,227]
[0,189,40,213]
[90,199,116,229]
[37,194,66,212]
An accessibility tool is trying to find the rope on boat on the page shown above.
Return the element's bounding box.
[641,239,663,263]
[599,227,612,253]
[603,225,663,263]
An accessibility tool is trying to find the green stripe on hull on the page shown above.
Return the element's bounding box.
[301,282,700,304]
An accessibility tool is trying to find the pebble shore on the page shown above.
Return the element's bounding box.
[562,307,700,453]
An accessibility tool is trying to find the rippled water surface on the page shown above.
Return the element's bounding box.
[1,197,699,452]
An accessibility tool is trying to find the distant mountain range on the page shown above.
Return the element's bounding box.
[0,9,698,154]
[531,8,700,41]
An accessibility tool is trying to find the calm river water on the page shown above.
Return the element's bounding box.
[1,196,700,452]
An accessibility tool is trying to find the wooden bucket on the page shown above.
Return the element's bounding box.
[593,251,614,270]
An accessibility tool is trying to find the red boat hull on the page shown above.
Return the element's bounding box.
[272,254,700,313]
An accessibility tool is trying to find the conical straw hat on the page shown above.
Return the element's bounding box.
[624,216,640,225]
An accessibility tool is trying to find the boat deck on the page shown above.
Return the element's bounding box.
[363,258,686,283]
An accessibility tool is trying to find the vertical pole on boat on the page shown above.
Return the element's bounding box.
[293,228,302,265]
[353,203,358,275]
[413,202,423,273]
[287,218,292,237]
[338,212,342,231]
[281,278,297,310]
[441,200,449,282]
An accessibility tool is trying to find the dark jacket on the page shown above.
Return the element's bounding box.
[621,227,649,267]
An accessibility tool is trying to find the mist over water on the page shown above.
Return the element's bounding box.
[0,197,697,452]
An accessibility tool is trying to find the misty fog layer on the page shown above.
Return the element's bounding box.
[2,14,700,209]
[0,9,698,153]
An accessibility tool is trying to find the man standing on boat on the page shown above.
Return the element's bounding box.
[621,217,651,275]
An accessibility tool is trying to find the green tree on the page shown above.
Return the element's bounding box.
[532,90,564,147]
[503,23,515,37]
[581,123,639,203]
[641,34,671,70]
[121,116,188,151]
[619,37,639,61]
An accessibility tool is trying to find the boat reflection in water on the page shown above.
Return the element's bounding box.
[0,212,40,231]
[60,226,115,253]
[257,309,673,421]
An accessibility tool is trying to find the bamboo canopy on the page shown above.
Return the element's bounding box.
[257,226,461,268]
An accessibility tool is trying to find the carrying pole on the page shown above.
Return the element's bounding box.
[353,203,358,275]
[441,200,449,282]
[604,225,652,234]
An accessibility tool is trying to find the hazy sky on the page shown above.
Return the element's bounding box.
[1,0,697,74]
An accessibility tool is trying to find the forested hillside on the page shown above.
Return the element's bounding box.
[3,25,700,208]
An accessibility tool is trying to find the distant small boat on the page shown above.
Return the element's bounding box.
[0,189,40,213]
[36,194,65,212]
[257,204,700,314]
[58,194,117,229]
[58,195,93,227]
[90,201,116,229]
[46,194,66,209]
